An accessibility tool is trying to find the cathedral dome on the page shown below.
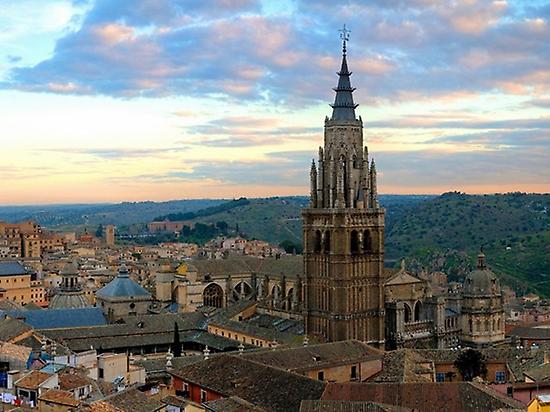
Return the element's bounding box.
[463,252,501,296]
[49,292,91,309]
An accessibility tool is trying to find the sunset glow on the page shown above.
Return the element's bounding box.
[1,0,549,204]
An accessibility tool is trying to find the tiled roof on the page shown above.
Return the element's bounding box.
[6,307,107,329]
[370,349,434,383]
[91,387,164,412]
[0,341,32,363]
[243,340,383,373]
[523,362,550,382]
[15,370,53,390]
[0,261,27,276]
[171,354,326,412]
[0,299,23,311]
[204,396,267,411]
[190,255,302,279]
[38,389,80,407]
[58,370,94,390]
[321,382,525,412]
[509,326,550,339]
[40,312,239,352]
[299,400,411,412]
[0,318,33,341]
[96,274,151,300]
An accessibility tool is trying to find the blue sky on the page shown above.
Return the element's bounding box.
[0,0,548,204]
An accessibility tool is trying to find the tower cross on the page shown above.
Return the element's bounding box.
[339,24,351,54]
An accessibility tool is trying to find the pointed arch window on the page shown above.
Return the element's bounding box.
[363,230,372,252]
[350,230,359,254]
[323,231,331,253]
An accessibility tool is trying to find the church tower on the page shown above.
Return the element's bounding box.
[303,28,385,346]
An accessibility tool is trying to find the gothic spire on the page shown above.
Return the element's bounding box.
[369,159,379,208]
[310,159,318,207]
[330,25,358,122]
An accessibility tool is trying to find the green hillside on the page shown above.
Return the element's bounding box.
[387,192,550,296]
[181,195,432,245]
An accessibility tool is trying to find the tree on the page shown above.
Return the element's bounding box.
[454,348,487,381]
[279,240,303,254]
[216,221,229,234]
[172,322,181,357]
[95,224,104,238]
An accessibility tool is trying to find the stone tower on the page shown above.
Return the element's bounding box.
[303,32,385,346]
[460,250,505,348]
[104,225,115,246]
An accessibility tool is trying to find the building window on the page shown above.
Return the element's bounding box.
[317,371,324,381]
[436,372,445,382]
[495,371,506,383]
[351,365,357,380]
[200,389,207,403]
[98,368,104,379]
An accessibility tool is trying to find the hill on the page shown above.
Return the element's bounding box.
[177,195,433,245]
[386,192,550,296]
[0,199,225,228]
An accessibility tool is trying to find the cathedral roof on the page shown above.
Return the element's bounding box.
[96,264,151,300]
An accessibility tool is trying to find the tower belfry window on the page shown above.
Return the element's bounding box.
[323,231,331,253]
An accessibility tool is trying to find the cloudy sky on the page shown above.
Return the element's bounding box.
[0,0,548,204]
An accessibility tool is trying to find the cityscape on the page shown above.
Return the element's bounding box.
[0,1,549,412]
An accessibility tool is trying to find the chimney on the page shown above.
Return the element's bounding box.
[203,346,210,360]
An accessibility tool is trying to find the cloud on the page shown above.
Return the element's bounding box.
[369,115,550,130]
[180,116,320,147]
[38,146,186,158]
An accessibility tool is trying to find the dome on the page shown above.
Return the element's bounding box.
[49,292,91,309]
[96,264,151,300]
[463,251,501,296]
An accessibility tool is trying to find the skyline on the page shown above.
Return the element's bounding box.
[1,0,549,205]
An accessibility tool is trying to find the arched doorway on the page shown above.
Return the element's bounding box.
[203,283,224,308]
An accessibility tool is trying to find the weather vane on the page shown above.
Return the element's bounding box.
[339,24,351,54]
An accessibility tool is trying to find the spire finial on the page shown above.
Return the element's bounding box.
[339,24,351,55]
[477,247,486,270]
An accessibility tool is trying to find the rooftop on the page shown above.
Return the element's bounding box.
[243,340,383,373]
[90,387,164,412]
[0,261,27,277]
[15,370,53,390]
[96,265,151,300]
[6,307,107,329]
[299,400,411,412]
[38,389,80,407]
[171,354,326,412]
[321,382,525,412]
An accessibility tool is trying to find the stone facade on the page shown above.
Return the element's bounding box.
[384,261,460,350]
[302,40,385,345]
[162,256,304,315]
[460,252,505,348]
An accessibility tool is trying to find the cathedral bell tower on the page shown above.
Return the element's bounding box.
[303,27,385,346]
